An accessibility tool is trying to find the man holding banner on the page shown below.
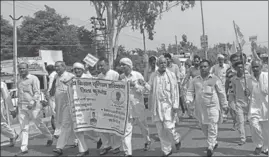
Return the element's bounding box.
[97,57,121,155]
[119,57,151,157]
[72,62,101,157]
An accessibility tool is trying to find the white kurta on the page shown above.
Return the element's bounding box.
[248,72,268,151]
[120,70,151,155]
[54,71,75,149]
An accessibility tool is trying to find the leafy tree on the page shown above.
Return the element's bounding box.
[18,5,93,65]
[1,15,13,60]
[91,1,195,68]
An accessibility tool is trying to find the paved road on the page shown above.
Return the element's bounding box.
[1,113,268,156]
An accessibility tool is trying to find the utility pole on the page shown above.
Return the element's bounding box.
[9,0,22,125]
[175,35,178,54]
[200,0,207,59]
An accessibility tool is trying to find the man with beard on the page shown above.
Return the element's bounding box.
[96,57,121,155]
[140,56,181,157]
[247,60,268,155]
[186,60,228,157]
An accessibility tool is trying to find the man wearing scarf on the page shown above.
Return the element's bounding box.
[141,56,181,157]
[72,62,101,156]
[186,60,228,157]
[119,58,151,157]
[247,60,268,155]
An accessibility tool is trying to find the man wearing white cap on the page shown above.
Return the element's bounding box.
[72,62,102,156]
[119,57,151,157]
[96,57,121,155]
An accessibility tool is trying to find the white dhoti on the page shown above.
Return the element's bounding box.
[155,120,181,155]
[122,117,134,156]
[1,122,16,139]
[250,118,269,151]
[18,108,52,152]
[100,133,121,149]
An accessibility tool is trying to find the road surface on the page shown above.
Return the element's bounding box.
[1,112,267,156]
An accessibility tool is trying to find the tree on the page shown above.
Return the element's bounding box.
[18,5,92,65]
[91,1,195,68]
[1,15,13,60]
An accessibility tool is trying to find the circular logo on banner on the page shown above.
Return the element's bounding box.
[111,90,125,105]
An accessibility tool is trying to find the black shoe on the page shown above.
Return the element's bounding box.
[14,151,28,156]
[143,141,151,151]
[46,139,53,146]
[76,150,89,157]
[262,150,268,155]
[100,146,112,155]
[10,133,19,147]
[54,135,59,139]
[254,147,262,155]
[97,138,102,149]
[112,148,120,154]
[162,151,172,157]
[238,141,246,146]
[53,148,63,156]
[175,141,181,150]
[213,143,218,150]
[207,148,214,157]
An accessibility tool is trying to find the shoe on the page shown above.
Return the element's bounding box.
[68,143,78,148]
[162,151,172,157]
[207,148,214,157]
[14,150,28,156]
[10,133,19,147]
[112,148,120,154]
[53,148,63,156]
[254,147,262,155]
[97,138,102,149]
[213,143,218,150]
[238,141,246,146]
[123,155,132,157]
[143,141,151,151]
[54,135,59,139]
[262,150,268,155]
[46,139,53,146]
[100,146,112,155]
[76,150,89,157]
[175,141,181,150]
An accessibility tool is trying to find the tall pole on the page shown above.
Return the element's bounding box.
[9,0,22,125]
[175,35,178,54]
[200,0,207,59]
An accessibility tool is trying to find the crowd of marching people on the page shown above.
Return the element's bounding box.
[1,50,268,157]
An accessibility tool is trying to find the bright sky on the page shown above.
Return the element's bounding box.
[1,1,268,56]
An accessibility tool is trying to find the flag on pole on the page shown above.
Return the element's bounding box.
[234,22,246,47]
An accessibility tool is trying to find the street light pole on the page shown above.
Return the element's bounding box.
[200,0,207,59]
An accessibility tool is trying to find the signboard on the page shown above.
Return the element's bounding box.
[200,35,208,49]
[249,35,257,42]
[39,50,63,65]
[67,78,129,136]
[83,54,99,67]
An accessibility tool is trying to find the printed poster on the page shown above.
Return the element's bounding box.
[67,78,129,137]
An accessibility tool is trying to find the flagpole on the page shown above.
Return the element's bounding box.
[233,20,247,89]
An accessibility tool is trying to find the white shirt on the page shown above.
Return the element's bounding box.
[211,63,230,85]
[97,69,119,81]
[48,71,57,92]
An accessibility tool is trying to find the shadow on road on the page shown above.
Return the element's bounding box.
[215,147,254,156]
[178,146,207,156]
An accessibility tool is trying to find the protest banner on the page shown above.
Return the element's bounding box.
[67,78,129,137]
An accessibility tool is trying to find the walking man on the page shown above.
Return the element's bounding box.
[141,56,181,157]
[186,60,228,157]
[248,60,268,155]
[1,81,18,147]
[96,57,121,155]
[15,62,53,156]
